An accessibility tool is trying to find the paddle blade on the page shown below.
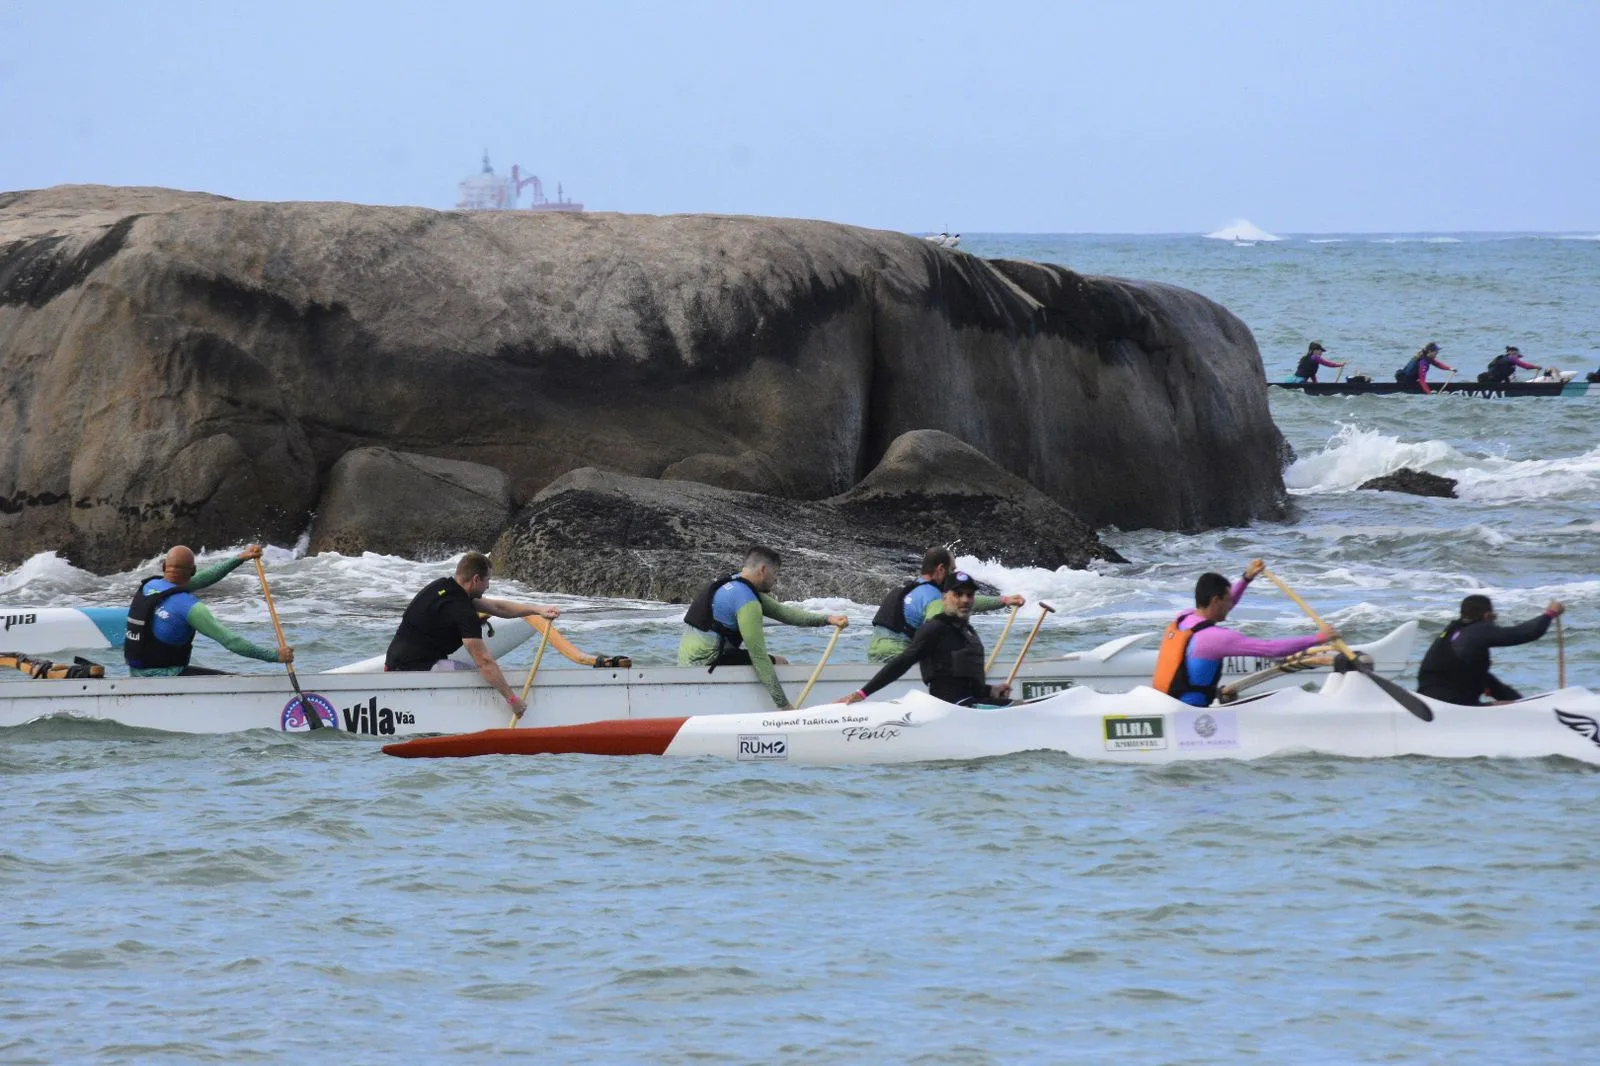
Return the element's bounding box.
[1357,661,1433,722]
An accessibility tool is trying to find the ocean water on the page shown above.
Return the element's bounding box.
[3,233,1598,1062]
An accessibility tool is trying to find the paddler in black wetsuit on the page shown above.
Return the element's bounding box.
[385,552,562,720]
[1416,594,1566,705]
[838,570,1012,707]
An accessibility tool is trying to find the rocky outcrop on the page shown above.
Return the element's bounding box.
[307,447,511,557]
[1358,468,1458,498]
[494,431,1122,602]
[1,184,1288,571]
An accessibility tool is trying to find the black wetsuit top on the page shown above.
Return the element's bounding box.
[1415,613,1552,705]
[385,577,483,671]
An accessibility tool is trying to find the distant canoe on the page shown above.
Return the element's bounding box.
[1271,380,1591,398]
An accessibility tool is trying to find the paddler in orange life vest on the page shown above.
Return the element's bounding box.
[1152,560,1338,706]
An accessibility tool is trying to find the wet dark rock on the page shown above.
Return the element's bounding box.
[308,447,511,557]
[1358,468,1458,498]
[494,431,1123,602]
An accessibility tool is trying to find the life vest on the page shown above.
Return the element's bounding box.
[124,577,193,669]
[919,614,990,704]
[1415,619,1487,705]
[682,574,759,648]
[1294,353,1320,379]
[1480,353,1515,384]
[1151,615,1217,703]
[871,578,940,638]
[1395,355,1423,384]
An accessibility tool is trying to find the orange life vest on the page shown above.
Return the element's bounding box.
[1151,615,1215,699]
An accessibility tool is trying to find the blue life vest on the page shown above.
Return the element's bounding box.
[124,577,198,669]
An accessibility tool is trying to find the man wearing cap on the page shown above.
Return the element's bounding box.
[1479,346,1543,386]
[867,546,1025,663]
[1396,342,1455,394]
[840,570,1012,707]
[1291,342,1345,384]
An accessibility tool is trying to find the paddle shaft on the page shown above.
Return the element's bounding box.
[253,557,319,730]
[1433,370,1455,396]
[795,622,846,709]
[1003,605,1056,690]
[511,620,556,726]
[1557,615,1566,689]
[986,604,1021,672]
[1260,566,1433,722]
[1257,568,1356,660]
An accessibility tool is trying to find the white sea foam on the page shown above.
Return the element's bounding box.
[1204,219,1282,242]
[1285,424,1600,503]
[1372,236,1464,244]
[1554,233,1600,241]
[1308,238,1347,244]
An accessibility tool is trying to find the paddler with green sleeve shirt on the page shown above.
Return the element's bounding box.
[867,546,1024,663]
[124,544,292,677]
[677,545,849,710]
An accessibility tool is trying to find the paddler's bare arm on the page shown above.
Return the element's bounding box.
[474,597,560,621]
[463,636,526,717]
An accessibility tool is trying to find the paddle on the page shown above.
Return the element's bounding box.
[1333,364,1346,383]
[1259,567,1433,722]
[1432,370,1455,396]
[253,557,320,730]
[1557,615,1566,689]
[520,614,630,668]
[985,604,1021,672]
[509,620,555,728]
[795,621,846,709]
[1003,602,1056,690]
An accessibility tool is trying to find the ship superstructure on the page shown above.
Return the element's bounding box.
[455,153,583,212]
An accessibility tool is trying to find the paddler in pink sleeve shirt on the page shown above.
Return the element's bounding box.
[1152,559,1338,706]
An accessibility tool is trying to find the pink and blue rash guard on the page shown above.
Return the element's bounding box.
[1173,578,1326,706]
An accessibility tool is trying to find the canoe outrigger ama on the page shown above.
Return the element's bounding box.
[0,621,1419,737]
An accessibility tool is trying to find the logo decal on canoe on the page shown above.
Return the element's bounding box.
[1173,709,1239,750]
[339,696,417,736]
[738,733,789,761]
[1555,709,1600,749]
[1021,678,1075,699]
[1103,714,1166,751]
[282,693,338,732]
[841,712,920,743]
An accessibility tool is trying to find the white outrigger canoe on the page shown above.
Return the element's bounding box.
[383,673,1600,767]
[0,624,1418,737]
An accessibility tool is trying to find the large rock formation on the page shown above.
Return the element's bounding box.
[1,185,1288,572]
[493,431,1121,602]
[307,447,512,557]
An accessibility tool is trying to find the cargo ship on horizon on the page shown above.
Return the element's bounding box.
[455,153,583,212]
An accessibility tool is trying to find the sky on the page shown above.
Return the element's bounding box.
[2,0,1596,233]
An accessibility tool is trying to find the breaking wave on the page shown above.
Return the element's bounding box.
[1204,219,1282,242]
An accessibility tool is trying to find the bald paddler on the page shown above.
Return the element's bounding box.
[868,546,1024,663]
[125,545,293,677]
[1152,559,1337,706]
[678,545,848,710]
[385,552,561,720]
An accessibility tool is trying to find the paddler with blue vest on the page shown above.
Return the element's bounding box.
[125,544,293,677]
[1152,559,1337,706]
[867,546,1025,663]
[1394,342,1455,394]
[678,545,849,710]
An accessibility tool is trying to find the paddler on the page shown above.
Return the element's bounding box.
[125,544,294,677]
[678,545,849,711]
[1416,595,1565,705]
[1478,345,1544,385]
[868,546,1024,663]
[385,552,561,720]
[1290,341,1345,383]
[841,569,1012,706]
[1152,559,1337,706]
[1394,341,1455,394]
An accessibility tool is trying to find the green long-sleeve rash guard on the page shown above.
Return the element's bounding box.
[678,593,829,708]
